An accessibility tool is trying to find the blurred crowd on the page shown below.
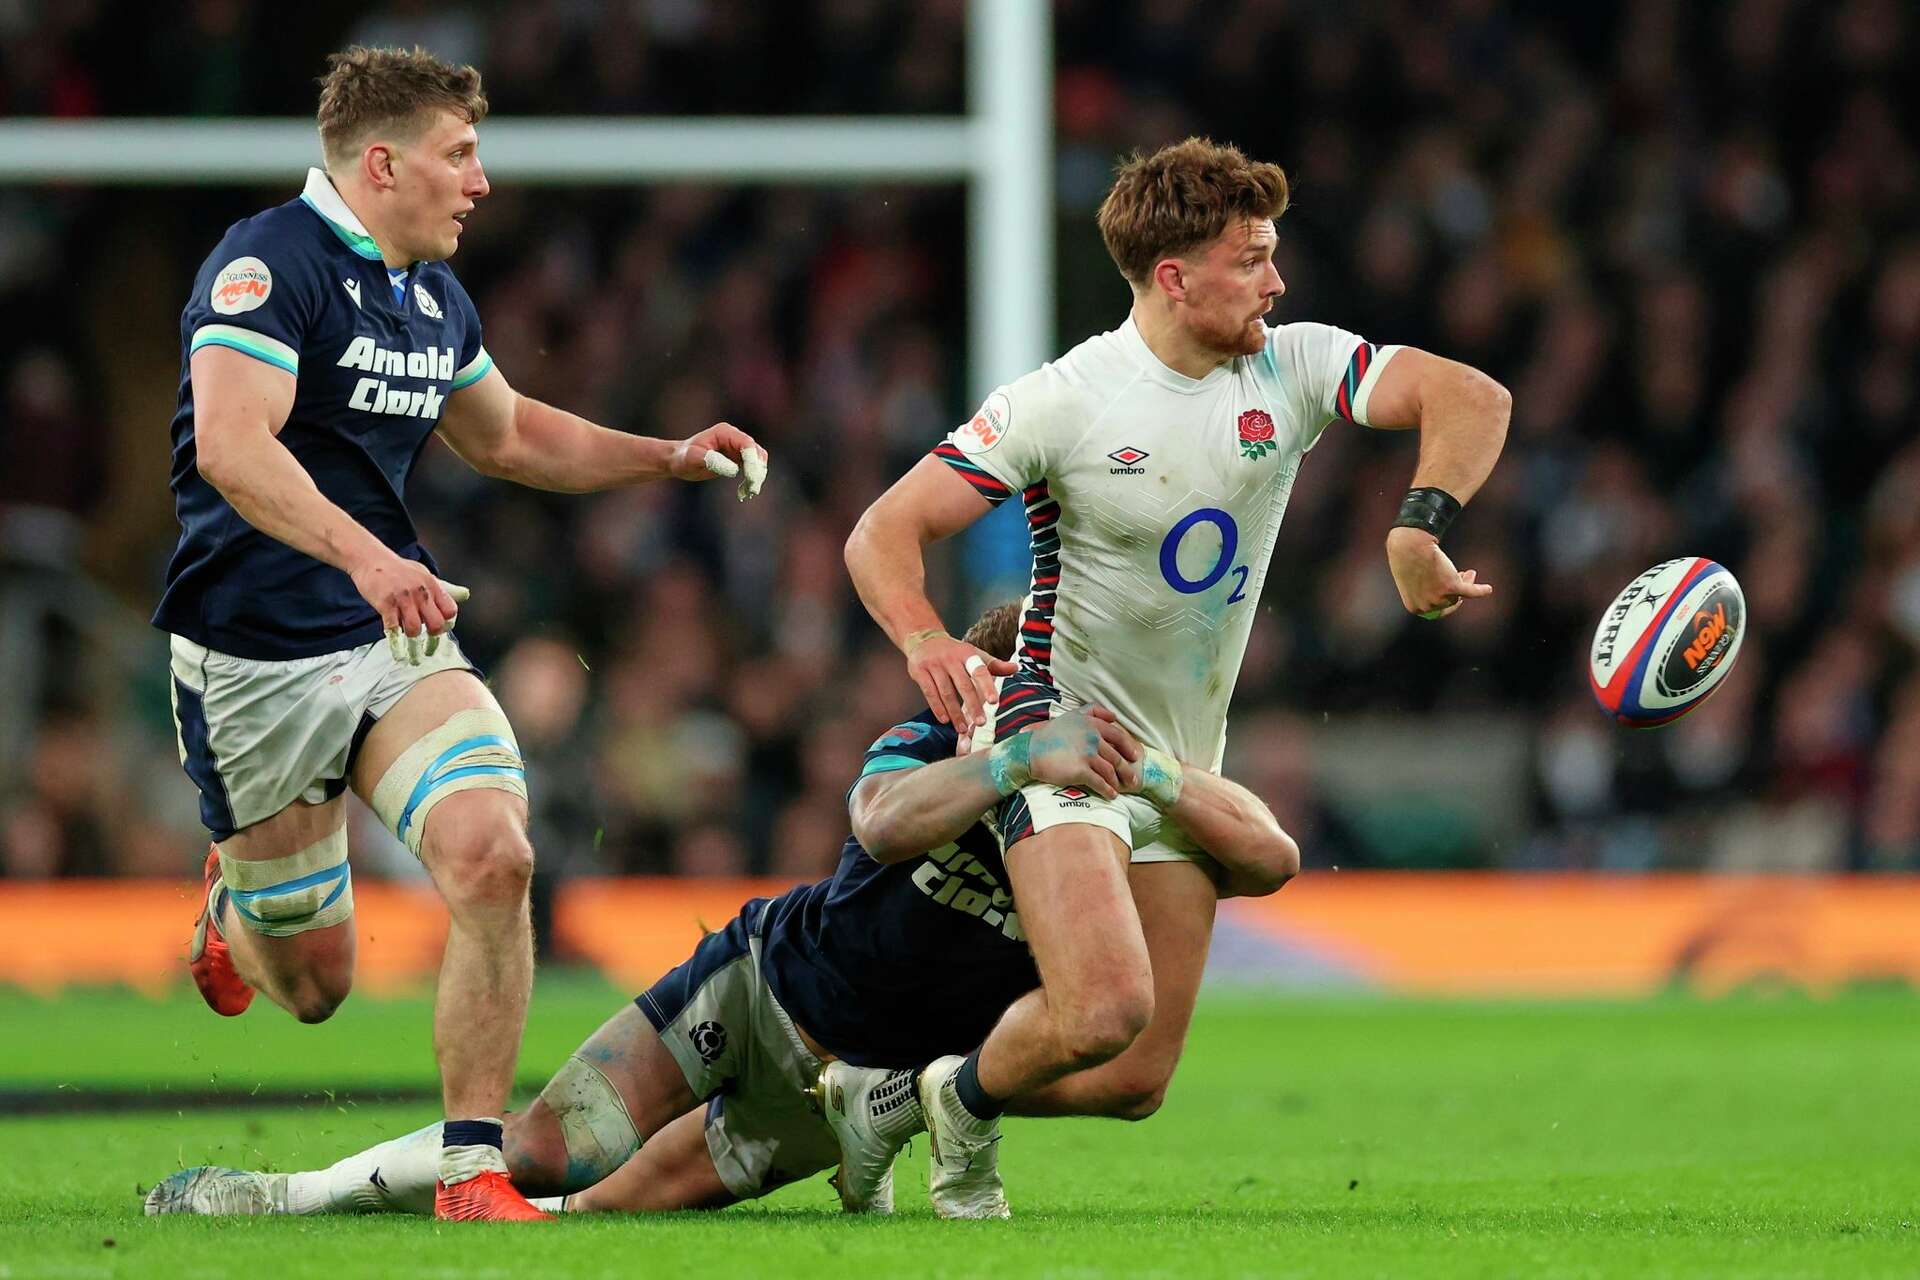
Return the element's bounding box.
[3,0,1917,886]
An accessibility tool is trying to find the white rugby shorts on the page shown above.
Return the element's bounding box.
[636,903,839,1199]
[167,632,476,840]
[982,669,1220,873]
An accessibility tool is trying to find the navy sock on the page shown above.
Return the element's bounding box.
[442,1119,504,1151]
[953,1049,1004,1121]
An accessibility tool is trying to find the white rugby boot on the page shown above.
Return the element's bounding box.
[917,1055,1011,1220]
[812,1061,924,1213]
[144,1166,285,1216]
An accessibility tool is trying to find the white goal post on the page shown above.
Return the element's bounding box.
[0,0,1054,403]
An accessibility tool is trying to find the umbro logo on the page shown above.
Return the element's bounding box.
[1107,446,1149,476]
[342,279,362,308]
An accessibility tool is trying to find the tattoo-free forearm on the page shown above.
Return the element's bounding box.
[844,504,947,653]
[852,738,1035,863]
[198,425,388,573]
[1410,370,1510,505]
[1163,765,1299,897]
[489,395,679,492]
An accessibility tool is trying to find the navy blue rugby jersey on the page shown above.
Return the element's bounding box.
[757,711,1041,1068]
[152,168,494,659]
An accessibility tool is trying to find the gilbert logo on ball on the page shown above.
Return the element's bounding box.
[1589,557,1746,727]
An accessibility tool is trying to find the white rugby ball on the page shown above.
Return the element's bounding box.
[1589,557,1746,728]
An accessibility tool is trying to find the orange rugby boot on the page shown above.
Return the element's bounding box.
[188,845,255,1016]
[434,1171,554,1222]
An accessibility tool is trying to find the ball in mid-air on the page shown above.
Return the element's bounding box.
[1589,557,1745,728]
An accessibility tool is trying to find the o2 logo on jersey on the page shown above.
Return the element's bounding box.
[210,256,272,315]
[1159,508,1249,604]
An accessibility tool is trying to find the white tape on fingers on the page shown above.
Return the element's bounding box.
[740,446,767,501]
[702,448,740,479]
[387,626,407,664]
[426,580,469,657]
[964,654,987,676]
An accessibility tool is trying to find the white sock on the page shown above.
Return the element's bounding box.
[870,1069,928,1146]
[529,1195,569,1213]
[438,1117,510,1187]
[282,1121,443,1215]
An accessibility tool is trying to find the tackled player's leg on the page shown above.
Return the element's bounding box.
[148,1000,707,1217]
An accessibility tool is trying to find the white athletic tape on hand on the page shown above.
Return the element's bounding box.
[741,445,767,500]
[702,446,768,501]
[964,654,987,677]
[386,579,470,667]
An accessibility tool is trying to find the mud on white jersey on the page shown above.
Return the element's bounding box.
[936,317,1399,769]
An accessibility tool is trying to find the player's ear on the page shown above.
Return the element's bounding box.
[1151,257,1187,302]
[364,143,397,190]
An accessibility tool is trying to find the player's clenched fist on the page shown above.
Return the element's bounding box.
[904,630,1016,733]
[671,421,769,500]
[1385,526,1492,620]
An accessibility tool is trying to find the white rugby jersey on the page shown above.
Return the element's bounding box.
[936,317,1400,769]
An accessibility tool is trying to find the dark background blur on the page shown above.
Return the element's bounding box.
[2,0,1916,896]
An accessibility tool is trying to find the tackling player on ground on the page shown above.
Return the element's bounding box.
[152,46,766,1223]
[836,137,1511,1209]
[144,605,1297,1220]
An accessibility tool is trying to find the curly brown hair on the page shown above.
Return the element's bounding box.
[1096,137,1291,287]
[316,46,488,169]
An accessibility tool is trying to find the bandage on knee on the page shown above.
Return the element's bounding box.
[539,1054,641,1183]
[369,708,527,858]
[219,827,353,937]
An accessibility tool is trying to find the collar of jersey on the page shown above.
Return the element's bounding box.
[299,168,386,262]
[1117,315,1236,393]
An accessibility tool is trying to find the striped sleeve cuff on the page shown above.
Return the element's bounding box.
[449,347,493,391]
[1341,342,1402,426]
[190,324,298,375]
[859,754,926,778]
[933,441,1014,506]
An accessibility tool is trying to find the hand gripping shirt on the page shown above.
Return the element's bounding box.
[936,317,1400,770]
[152,169,494,659]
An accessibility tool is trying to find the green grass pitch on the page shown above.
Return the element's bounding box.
[1,978,1916,1277]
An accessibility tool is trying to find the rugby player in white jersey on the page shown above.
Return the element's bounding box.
[154,47,766,1222]
[835,137,1510,1213]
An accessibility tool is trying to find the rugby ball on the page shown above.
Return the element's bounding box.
[1589,558,1745,728]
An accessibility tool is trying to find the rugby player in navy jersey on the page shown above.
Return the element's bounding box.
[152,46,767,1223]
[145,605,1297,1220]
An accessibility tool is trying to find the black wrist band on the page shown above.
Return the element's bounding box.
[1391,487,1463,541]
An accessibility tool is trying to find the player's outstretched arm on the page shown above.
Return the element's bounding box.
[851,709,1142,863]
[845,455,1017,733]
[192,347,462,645]
[435,366,768,499]
[1361,348,1511,619]
[1125,750,1298,898]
